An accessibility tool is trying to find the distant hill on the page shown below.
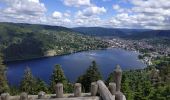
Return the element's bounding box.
[0,22,109,61]
[72,27,126,37]
[72,27,151,36]
[124,30,170,39]
[72,27,170,39]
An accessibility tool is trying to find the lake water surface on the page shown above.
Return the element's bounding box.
[7,48,146,86]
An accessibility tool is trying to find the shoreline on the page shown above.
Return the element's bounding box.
[5,47,142,64]
[5,48,108,63]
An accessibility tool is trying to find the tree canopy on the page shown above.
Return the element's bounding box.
[0,53,9,94]
[77,61,102,92]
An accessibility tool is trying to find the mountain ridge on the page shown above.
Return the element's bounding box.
[72,27,170,39]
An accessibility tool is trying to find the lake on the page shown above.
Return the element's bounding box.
[7,48,146,86]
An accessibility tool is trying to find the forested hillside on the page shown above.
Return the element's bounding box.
[0,22,109,61]
[73,27,170,39]
[72,27,126,36]
[123,30,170,39]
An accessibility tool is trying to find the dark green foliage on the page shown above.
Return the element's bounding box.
[77,61,102,92]
[0,53,9,94]
[9,86,20,96]
[121,78,134,100]
[20,67,37,94]
[0,22,109,61]
[35,78,49,93]
[50,64,72,93]
[106,56,170,100]
[20,67,48,94]
[149,85,170,100]
[4,35,44,60]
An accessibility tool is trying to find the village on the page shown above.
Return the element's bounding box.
[105,38,170,66]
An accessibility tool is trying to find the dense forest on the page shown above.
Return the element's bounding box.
[0,22,109,61]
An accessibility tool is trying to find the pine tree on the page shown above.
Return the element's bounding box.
[50,64,70,93]
[77,61,102,92]
[20,67,37,94]
[0,53,9,94]
[121,74,134,100]
[36,78,48,93]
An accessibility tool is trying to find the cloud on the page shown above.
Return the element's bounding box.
[76,6,106,18]
[63,0,91,7]
[71,5,107,27]
[64,13,70,17]
[74,16,104,27]
[49,11,72,27]
[52,11,63,19]
[0,0,46,23]
[111,0,170,29]
[109,13,169,29]
[1,0,46,16]
[0,0,170,29]
[82,6,106,16]
[113,5,120,10]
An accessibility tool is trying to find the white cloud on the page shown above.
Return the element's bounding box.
[52,11,63,19]
[49,11,72,27]
[0,0,170,29]
[1,0,46,16]
[63,0,91,7]
[71,5,107,27]
[113,5,120,10]
[75,6,106,18]
[112,4,126,13]
[64,13,70,17]
[74,16,104,27]
[82,6,106,16]
[0,0,46,24]
[63,18,71,23]
[110,0,170,29]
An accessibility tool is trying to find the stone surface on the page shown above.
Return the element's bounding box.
[38,91,46,99]
[115,91,123,100]
[114,65,122,92]
[20,92,28,100]
[91,82,98,96]
[55,83,63,98]
[109,83,116,95]
[74,83,81,97]
[1,93,10,100]
[97,80,114,100]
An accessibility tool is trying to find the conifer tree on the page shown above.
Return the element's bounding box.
[77,61,102,92]
[0,53,9,94]
[36,78,48,93]
[50,64,70,93]
[20,67,37,94]
[20,67,48,94]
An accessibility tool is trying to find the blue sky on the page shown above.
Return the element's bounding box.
[0,0,170,29]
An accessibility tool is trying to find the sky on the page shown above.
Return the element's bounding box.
[0,0,170,29]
